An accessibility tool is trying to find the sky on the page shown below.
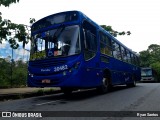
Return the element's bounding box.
[0,41,30,61]
[0,0,160,60]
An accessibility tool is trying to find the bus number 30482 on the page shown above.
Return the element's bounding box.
[54,65,68,72]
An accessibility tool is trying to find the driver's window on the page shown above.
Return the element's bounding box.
[83,20,97,60]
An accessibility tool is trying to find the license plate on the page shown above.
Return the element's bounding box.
[42,79,51,84]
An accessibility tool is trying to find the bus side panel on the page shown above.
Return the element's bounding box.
[99,56,140,85]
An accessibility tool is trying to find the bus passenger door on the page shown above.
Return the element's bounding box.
[82,20,101,86]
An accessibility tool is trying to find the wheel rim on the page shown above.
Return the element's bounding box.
[103,78,108,88]
[102,77,109,92]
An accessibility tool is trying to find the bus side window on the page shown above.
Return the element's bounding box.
[126,50,131,64]
[131,53,136,65]
[134,55,137,65]
[83,20,97,60]
[84,30,96,51]
[134,55,139,66]
[130,53,133,64]
[121,46,127,62]
[112,41,122,60]
[100,32,112,56]
[136,56,140,66]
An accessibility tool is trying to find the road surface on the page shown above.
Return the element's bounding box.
[0,83,160,120]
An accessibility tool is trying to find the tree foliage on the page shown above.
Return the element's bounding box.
[150,62,160,80]
[101,25,131,37]
[0,57,27,88]
[0,15,30,48]
[0,0,19,7]
[0,58,11,87]
[139,44,160,66]
[0,0,35,49]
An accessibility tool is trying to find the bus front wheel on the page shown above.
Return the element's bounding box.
[127,74,136,87]
[97,77,111,94]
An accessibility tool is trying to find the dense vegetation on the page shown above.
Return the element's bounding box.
[0,57,27,88]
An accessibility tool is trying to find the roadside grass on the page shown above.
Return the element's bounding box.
[36,88,55,95]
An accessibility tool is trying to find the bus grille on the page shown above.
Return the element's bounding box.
[29,59,66,68]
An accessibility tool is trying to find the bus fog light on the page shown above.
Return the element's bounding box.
[63,71,66,76]
[28,72,34,77]
[31,74,34,77]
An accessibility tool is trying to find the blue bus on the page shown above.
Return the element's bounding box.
[27,11,141,94]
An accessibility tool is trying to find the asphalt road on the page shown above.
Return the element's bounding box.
[0,83,160,120]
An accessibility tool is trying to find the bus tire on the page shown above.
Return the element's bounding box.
[61,87,73,95]
[127,74,136,87]
[97,77,111,94]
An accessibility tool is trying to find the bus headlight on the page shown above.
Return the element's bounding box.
[28,71,34,77]
[67,62,80,74]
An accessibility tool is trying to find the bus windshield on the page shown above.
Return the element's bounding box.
[141,69,152,77]
[30,25,81,60]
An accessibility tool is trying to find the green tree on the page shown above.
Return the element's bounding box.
[101,25,131,37]
[0,0,19,7]
[0,0,35,49]
[148,44,160,61]
[151,62,160,81]
[12,59,27,87]
[139,44,160,67]
[0,57,28,88]
[0,58,11,87]
[139,50,151,67]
